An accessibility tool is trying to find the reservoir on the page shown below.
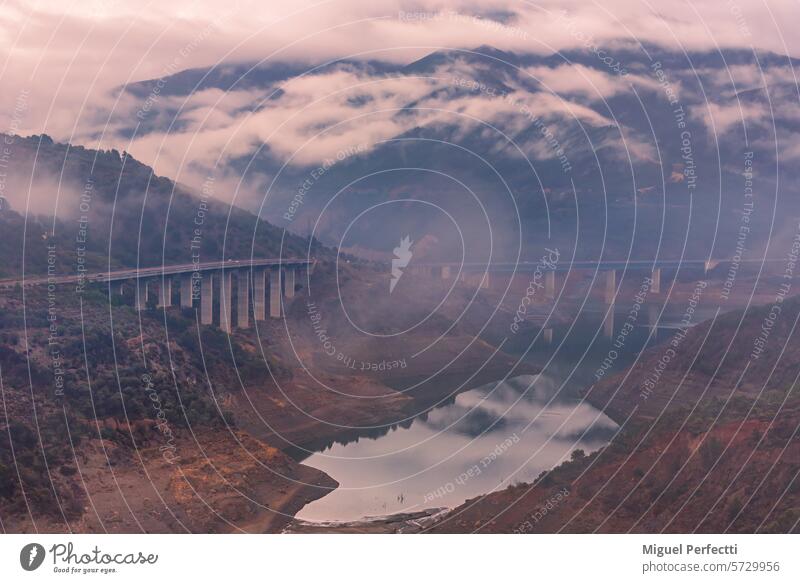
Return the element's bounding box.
[294,304,720,524]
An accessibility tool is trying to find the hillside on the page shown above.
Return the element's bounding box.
[429,297,800,533]
[0,133,317,278]
[0,257,533,532]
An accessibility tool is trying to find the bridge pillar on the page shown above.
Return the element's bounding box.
[180,274,193,308]
[270,267,282,318]
[113,281,125,296]
[284,266,295,299]
[135,279,149,311]
[651,268,661,294]
[603,309,614,339]
[237,270,250,329]
[253,268,267,321]
[298,265,308,290]
[545,270,555,299]
[543,328,553,345]
[157,278,172,308]
[648,304,659,336]
[220,271,233,333]
[604,270,616,304]
[200,273,214,325]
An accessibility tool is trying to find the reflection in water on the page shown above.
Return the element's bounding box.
[296,373,617,523]
[295,306,719,523]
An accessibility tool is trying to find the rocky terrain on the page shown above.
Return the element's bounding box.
[0,259,535,533]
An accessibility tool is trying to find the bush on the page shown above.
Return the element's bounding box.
[571,449,586,461]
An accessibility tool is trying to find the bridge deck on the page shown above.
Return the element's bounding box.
[0,258,313,289]
[418,258,783,273]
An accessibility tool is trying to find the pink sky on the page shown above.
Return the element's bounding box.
[1,0,796,137]
[0,0,796,207]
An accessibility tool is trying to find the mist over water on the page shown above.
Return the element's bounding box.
[295,376,613,522]
[295,304,717,523]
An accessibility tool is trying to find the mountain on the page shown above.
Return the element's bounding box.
[0,133,319,278]
[106,45,800,264]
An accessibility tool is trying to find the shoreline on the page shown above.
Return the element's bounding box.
[240,464,338,534]
[284,507,449,534]
[277,360,544,531]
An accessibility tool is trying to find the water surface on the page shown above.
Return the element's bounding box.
[296,306,715,523]
[296,372,614,522]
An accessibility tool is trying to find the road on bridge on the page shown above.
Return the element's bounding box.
[0,258,314,289]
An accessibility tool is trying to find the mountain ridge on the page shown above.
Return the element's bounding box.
[0,132,320,278]
[103,44,798,263]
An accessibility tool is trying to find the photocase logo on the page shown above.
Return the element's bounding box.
[20,543,46,571]
[390,235,413,293]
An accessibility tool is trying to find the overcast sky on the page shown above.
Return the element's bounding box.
[0,0,796,138]
[0,0,797,210]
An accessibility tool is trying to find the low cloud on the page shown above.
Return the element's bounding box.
[0,0,798,217]
[525,64,662,99]
[2,0,799,142]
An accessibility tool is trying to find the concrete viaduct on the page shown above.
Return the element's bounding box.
[409,258,756,340]
[415,258,777,303]
[0,258,313,334]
